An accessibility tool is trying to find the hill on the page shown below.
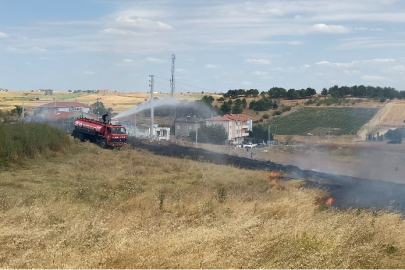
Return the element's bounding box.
[1,132,405,268]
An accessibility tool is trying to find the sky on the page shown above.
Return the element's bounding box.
[0,0,404,93]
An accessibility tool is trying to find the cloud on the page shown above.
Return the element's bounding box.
[84,71,95,75]
[115,58,135,67]
[205,64,222,69]
[288,41,303,45]
[242,81,252,85]
[0,32,9,38]
[391,65,405,71]
[103,28,136,35]
[316,60,331,65]
[361,75,385,81]
[145,57,165,63]
[122,58,134,63]
[253,71,269,76]
[115,17,173,30]
[312,23,350,34]
[245,58,271,65]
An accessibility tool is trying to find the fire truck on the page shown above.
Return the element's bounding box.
[71,118,127,148]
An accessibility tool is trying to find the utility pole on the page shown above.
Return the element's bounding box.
[149,75,154,141]
[170,54,175,97]
[21,93,26,121]
[195,122,198,148]
[268,124,271,145]
[134,113,137,137]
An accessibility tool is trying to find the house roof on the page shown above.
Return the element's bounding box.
[206,114,251,122]
[43,111,99,121]
[39,101,91,108]
[43,111,76,121]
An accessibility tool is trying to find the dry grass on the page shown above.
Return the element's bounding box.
[1,142,405,268]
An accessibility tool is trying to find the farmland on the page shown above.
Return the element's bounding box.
[267,107,379,136]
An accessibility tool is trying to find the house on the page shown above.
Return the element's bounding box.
[206,114,252,144]
[37,101,91,115]
[175,116,205,137]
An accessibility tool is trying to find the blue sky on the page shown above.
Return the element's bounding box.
[0,0,404,93]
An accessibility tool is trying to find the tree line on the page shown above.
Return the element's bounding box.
[321,85,405,100]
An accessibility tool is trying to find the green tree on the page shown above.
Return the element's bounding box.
[241,98,247,108]
[232,104,243,114]
[91,101,113,115]
[220,102,232,114]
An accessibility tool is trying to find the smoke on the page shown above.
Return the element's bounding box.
[112,98,183,119]
[112,97,218,120]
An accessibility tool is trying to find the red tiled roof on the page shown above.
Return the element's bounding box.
[39,101,90,108]
[43,111,76,121]
[206,114,251,121]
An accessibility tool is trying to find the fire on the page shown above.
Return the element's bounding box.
[268,171,284,185]
[325,197,334,206]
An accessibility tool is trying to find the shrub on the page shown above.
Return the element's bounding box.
[0,122,72,166]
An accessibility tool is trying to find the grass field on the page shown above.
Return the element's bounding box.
[1,126,405,268]
[0,91,220,114]
[267,107,379,136]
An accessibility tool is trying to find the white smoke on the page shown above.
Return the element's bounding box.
[112,97,184,119]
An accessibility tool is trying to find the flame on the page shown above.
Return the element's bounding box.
[268,171,284,185]
[325,197,334,206]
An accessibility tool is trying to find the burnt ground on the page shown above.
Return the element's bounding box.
[128,138,405,214]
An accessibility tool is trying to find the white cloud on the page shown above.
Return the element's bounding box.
[245,58,271,65]
[288,41,303,45]
[312,23,350,34]
[205,64,221,69]
[122,59,134,63]
[391,65,405,71]
[145,57,165,63]
[103,28,136,35]
[316,60,330,65]
[0,32,9,38]
[300,64,310,69]
[253,71,269,76]
[115,58,135,67]
[31,47,47,53]
[115,17,173,30]
[361,75,385,81]
[242,81,251,85]
[84,71,95,75]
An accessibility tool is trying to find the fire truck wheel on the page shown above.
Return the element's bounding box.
[99,139,107,149]
[77,133,85,142]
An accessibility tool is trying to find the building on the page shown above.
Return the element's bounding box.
[175,116,205,137]
[206,114,252,144]
[37,101,91,114]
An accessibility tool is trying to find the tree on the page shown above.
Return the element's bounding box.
[91,101,113,115]
[201,95,214,105]
[232,104,243,114]
[220,102,232,114]
[189,124,228,145]
[241,98,247,108]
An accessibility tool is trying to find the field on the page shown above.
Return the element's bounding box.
[267,107,379,136]
[0,91,217,114]
[1,136,405,268]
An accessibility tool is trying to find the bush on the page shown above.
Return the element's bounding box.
[0,123,73,166]
[262,114,270,119]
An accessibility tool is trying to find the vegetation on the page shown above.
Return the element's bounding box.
[266,107,378,135]
[0,123,73,166]
[91,101,113,115]
[1,143,405,268]
[323,85,405,100]
[189,124,228,144]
